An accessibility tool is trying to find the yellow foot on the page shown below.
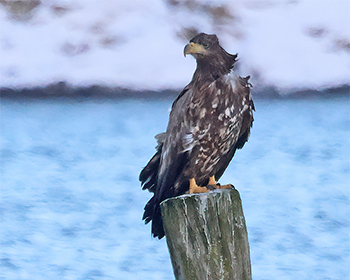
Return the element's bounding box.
[218,184,234,190]
[207,176,234,190]
[189,178,210,194]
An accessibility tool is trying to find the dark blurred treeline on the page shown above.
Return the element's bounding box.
[0,82,349,101]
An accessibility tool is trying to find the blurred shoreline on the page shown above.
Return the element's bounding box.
[1,83,349,101]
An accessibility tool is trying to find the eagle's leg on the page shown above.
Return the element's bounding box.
[208,175,217,186]
[189,178,210,194]
[207,175,220,190]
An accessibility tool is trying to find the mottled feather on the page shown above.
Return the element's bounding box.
[140,33,254,239]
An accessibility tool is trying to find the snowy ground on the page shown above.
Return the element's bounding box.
[0,95,349,279]
[0,0,349,92]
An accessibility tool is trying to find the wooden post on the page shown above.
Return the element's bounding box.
[160,188,252,280]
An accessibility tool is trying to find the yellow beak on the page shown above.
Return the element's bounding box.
[183,42,206,57]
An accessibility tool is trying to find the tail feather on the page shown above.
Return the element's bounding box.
[142,196,155,224]
[140,133,190,239]
[139,151,161,192]
[142,197,165,239]
[139,133,165,192]
[140,138,166,238]
[151,206,165,239]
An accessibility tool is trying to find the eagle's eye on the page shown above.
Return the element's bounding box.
[202,43,209,48]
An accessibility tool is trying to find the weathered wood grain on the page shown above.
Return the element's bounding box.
[160,188,252,280]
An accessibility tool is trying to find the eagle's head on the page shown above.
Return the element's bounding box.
[183,33,219,58]
[184,33,237,76]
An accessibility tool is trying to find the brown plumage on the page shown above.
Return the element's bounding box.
[140,33,254,239]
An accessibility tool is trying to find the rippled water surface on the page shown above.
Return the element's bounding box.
[1,96,349,279]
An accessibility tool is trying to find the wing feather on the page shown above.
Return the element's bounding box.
[140,83,195,238]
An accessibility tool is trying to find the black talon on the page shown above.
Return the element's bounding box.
[206,184,217,191]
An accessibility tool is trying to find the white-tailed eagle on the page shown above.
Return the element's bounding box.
[140,33,254,239]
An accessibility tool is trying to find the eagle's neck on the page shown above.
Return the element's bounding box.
[193,50,237,83]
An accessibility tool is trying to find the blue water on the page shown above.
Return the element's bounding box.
[1,96,349,280]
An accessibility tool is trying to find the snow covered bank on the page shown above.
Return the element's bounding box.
[0,0,349,92]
